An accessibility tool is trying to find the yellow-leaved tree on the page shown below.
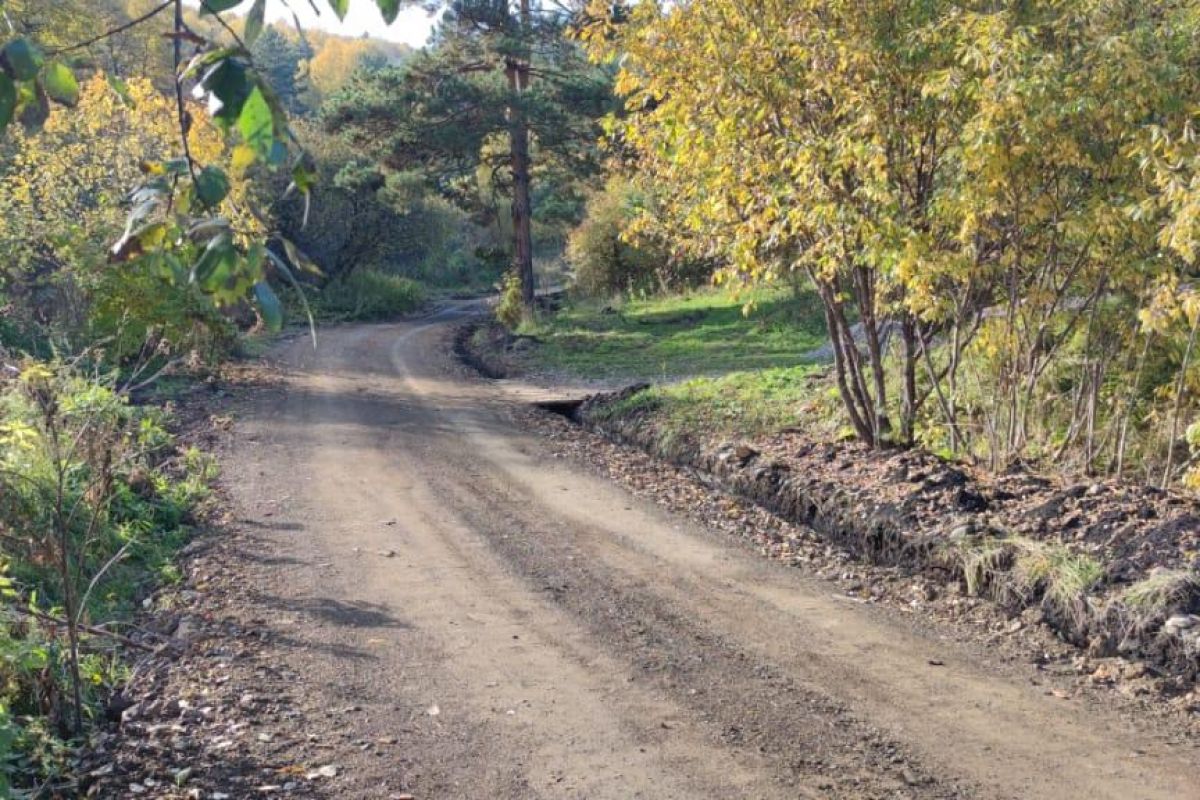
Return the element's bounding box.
[0,74,259,360]
[583,0,971,447]
[585,0,1200,478]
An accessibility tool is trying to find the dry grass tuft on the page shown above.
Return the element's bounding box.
[944,533,1105,629]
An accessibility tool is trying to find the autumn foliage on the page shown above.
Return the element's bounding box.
[584,0,1200,484]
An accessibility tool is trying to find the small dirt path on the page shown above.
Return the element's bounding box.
[216,307,1200,799]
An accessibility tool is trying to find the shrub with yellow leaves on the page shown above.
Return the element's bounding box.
[0,75,253,361]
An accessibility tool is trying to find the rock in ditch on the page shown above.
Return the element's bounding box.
[948,522,976,541]
[1163,615,1200,637]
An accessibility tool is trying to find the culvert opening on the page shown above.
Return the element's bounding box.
[533,398,587,420]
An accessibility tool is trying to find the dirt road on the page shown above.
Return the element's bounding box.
[220,307,1200,799]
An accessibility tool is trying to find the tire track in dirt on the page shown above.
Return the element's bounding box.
[213,312,1200,799]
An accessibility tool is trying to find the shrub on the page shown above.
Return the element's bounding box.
[313,269,426,321]
[88,258,239,367]
[495,269,526,330]
[567,178,707,298]
[271,125,494,291]
[0,361,213,787]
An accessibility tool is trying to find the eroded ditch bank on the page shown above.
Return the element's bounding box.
[459,320,1200,687]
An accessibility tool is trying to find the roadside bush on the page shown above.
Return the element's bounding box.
[313,269,426,321]
[0,361,213,789]
[0,75,253,359]
[567,178,706,298]
[88,258,239,367]
[495,269,526,330]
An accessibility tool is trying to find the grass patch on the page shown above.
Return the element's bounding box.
[594,364,828,444]
[945,532,1105,624]
[1014,539,1105,610]
[947,533,1014,599]
[288,269,426,323]
[519,285,828,380]
[1110,569,1200,637]
[1119,569,1200,611]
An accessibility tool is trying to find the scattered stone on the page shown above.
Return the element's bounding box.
[948,522,976,541]
[1164,615,1200,636]
[1121,661,1149,681]
[174,615,202,642]
[1020,606,1046,626]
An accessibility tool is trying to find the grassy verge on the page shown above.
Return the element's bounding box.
[502,284,839,442]
[516,285,828,380]
[594,365,834,444]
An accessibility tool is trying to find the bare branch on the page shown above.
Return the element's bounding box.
[49,0,173,56]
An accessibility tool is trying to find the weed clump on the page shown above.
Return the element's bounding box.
[0,361,213,791]
[312,269,426,322]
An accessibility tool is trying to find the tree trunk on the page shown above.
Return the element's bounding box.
[854,266,888,441]
[1162,316,1199,488]
[899,316,918,445]
[507,95,534,311]
[809,270,875,447]
[506,0,535,314]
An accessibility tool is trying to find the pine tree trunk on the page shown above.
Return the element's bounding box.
[506,0,535,314]
[509,102,535,311]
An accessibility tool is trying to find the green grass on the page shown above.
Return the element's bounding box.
[284,269,427,324]
[1119,569,1200,611]
[594,364,830,443]
[0,366,218,790]
[519,285,828,380]
[317,270,426,321]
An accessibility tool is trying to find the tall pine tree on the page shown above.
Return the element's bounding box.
[327,0,610,313]
[250,26,313,115]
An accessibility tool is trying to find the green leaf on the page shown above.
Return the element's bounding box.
[244,242,267,284]
[199,0,242,14]
[187,217,233,239]
[266,248,317,347]
[106,73,136,108]
[41,61,79,107]
[328,0,350,21]
[20,81,49,131]
[200,57,252,126]
[281,237,323,276]
[182,47,248,80]
[194,166,231,208]
[244,0,267,45]
[376,0,401,24]
[291,161,317,194]
[237,85,275,158]
[0,74,14,132]
[253,281,283,331]
[191,233,239,293]
[0,38,43,82]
